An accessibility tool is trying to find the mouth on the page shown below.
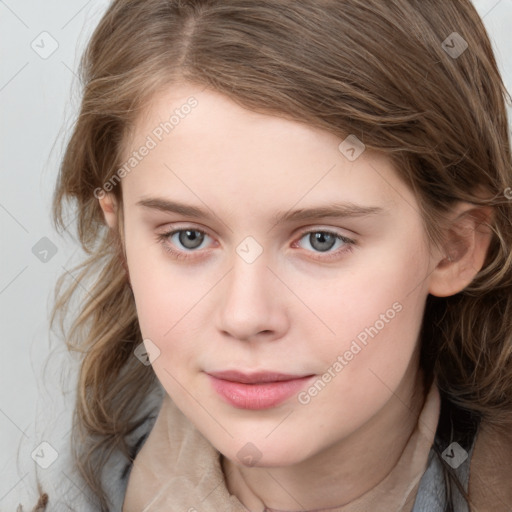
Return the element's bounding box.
[206,370,315,409]
[207,369,313,384]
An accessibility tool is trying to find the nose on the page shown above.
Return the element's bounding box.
[215,250,289,342]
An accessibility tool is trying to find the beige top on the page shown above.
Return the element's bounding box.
[123,383,445,512]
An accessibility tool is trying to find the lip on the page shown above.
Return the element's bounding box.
[206,370,315,410]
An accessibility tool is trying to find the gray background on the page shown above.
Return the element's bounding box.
[1,0,511,508]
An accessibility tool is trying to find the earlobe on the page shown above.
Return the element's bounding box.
[428,204,493,298]
[98,193,118,229]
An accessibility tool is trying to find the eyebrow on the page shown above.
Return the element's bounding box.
[136,197,385,224]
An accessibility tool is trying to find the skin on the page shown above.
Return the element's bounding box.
[99,82,492,510]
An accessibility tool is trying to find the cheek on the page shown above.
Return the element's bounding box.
[124,227,185,342]
[130,264,202,401]
[126,241,220,377]
[130,268,198,349]
[301,233,429,381]
[290,270,427,444]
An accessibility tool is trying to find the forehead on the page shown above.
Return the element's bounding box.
[119,83,411,218]
[125,82,345,159]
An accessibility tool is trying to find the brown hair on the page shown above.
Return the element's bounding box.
[45,1,512,510]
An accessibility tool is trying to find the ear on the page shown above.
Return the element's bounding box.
[98,192,131,283]
[428,203,493,297]
[98,193,118,229]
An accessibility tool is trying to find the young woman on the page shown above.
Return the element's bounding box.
[19,0,512,510]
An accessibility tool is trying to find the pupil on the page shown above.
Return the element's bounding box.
[180,230,203,249]
[311,232,335,252]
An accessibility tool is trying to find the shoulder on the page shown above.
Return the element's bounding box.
[414,391,512,512]
[413,390,479,511]
[468,420,512,510]
[12,384,165,512]
[100,396,164,511]
[100,383,166,511]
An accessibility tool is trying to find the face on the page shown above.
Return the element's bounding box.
[113,82,438,467]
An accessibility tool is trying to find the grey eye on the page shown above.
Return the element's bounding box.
[174,229,206,250]
[302,231,339,252]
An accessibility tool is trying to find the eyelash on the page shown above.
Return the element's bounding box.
[155,227,356,262]
[156,229,212,261]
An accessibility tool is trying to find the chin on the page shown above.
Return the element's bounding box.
[220,438,314,469]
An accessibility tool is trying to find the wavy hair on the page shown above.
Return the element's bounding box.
[42,0,512,510]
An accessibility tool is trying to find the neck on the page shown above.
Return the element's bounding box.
[222,357,427,511]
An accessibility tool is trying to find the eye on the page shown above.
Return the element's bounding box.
[156,228,213,260]
[170,229,208,250]
[156,226,356,262]
[293,229,355,260]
